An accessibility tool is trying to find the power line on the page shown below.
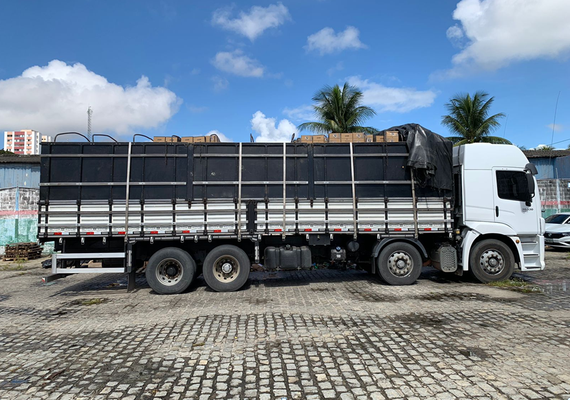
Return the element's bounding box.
[549,91,561,148]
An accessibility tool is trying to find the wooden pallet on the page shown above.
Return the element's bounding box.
[3,242,43,261]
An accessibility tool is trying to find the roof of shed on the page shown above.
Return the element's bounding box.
[523,150,570,159]
[0,155,41,164]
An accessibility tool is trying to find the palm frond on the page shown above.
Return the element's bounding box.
[442,92,505,144]
[299,82,377,135]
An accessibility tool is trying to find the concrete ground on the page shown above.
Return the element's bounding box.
[0,249,568,400]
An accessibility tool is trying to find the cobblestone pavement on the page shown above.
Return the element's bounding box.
[0,250,569,400]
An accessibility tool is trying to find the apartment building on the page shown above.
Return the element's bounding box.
[3,130,45,155]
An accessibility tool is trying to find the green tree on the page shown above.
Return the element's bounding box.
[298,83,377,134]
[442,91,510,145]
[538,145,554,151]
[0,149,15,155]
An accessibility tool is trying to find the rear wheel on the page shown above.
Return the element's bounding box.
[203,245,250,292]
[469,239,515,283]
[145,247,196,294]
[377,242,422,285]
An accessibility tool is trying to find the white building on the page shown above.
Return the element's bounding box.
[3,130,42,155]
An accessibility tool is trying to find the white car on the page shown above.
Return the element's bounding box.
[544,213,570,248]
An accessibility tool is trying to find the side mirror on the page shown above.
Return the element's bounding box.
[525,163,538,176]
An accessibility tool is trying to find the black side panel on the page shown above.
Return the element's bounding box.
[39,141,453,204]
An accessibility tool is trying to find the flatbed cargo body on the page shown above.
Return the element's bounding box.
[38,142,452,241]
[38,127,544,294]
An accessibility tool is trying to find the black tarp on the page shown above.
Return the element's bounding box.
[382,124,453,191]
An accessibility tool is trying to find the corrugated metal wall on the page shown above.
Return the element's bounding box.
[531,158,556,180]
[555,156,570,179]
[529,155,570,180]
[0,164,40,189]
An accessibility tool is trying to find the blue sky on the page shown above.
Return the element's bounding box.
[0,0,569,148]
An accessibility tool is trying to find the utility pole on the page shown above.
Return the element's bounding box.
[87,106,93,140]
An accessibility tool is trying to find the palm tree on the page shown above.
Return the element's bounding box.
[298,83,377,134]
[442,91,510,145]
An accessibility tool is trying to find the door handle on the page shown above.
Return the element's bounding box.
[495,206,499,217]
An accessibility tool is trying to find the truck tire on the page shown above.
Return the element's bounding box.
[202,245,250,292]
[469,239,515,283]
[377,242,422,285]
[145,247,196,294]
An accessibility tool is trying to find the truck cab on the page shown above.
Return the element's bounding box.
[454,144,545,282]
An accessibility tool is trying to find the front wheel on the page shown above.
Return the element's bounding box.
[377,242,423,285]
[202,245,250,292]
[469,239,515,283]
[145,247,196,294]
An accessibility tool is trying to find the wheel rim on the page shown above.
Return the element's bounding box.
[387,251,414,278]
[479,249,504,275]
[156,258,183,286]
[213,255,240,283]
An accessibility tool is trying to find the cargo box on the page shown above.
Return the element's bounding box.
[313,135,327,143]
[375,134,385,142]
[385,131,399,143]
[365,135,374,143]
[193,136,206,143]
[181,137,194,143]
[352,132,365,143]
[207,134,221,143]
[153,136,167,142]
[300,135,313,143]
[328,133,341,143]
[341,133,353,143]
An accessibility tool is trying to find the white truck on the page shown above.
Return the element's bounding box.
[39,125,544,293]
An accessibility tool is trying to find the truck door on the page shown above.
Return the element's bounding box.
[493,169,539,235]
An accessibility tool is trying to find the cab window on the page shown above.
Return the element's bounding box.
[496,171,530,202]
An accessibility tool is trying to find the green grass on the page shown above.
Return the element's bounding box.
[0,261,25,271]
[487,278,542,293]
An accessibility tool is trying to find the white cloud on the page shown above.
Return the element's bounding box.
[0,60,180,136]
[534,144,552,150]
[212,3,291,41]
[251,111,296,142]
[547,123,564,132]
[347,76,436,113]
[446,24,464,47]
[305,26,366,55]
[446,0,570,72]
[212,50,265,77]
[206,130,232,142]
[327,61,344,76]
[212,76,229,91]
[188,105,208,113]
[283,105,314,122]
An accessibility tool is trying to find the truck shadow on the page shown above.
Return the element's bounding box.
[49,267,476,296]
